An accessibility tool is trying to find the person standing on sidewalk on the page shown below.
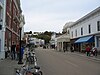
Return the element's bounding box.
[11,42,16,60]
[92,47,98,56]
[86,45,91,56]
[16,44,20,60]
[71,45,74,52]
[21,46,24,59]
[5,44,8,58]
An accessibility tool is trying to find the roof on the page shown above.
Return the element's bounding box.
[70,6,100,27]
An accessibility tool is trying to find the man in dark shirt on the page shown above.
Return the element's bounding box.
[11,42,16,60]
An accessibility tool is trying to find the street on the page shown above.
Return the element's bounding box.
[35,47,100,75]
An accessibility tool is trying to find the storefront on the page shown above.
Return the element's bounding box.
[95,34,100,53]
[57,35,70,52]
[75,36,94,52]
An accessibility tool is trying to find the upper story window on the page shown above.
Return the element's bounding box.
[81,27,83,35]
[67,30,69,34]
[88,25,91,33]
[97,21,100,31]
[71,31,73,38]
[75,29,77,37]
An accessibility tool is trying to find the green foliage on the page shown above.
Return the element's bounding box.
[31,31,54,44]
[29,31,32,34]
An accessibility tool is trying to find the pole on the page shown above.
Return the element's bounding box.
[18,27,23,64]
[0,0,6,59]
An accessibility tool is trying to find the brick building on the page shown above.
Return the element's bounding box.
[5,0,22,50]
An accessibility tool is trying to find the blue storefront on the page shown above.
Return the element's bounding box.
[74,36,94,52]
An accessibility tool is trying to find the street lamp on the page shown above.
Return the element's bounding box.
[18,15,24,64]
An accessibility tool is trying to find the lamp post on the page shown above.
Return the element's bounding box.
[18,27,23,64]
[18,15,24,64]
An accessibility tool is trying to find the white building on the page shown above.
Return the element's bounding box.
[50,32,56,48]
[20,14,25,40]
[56,22,73,51]
[70,7,100,52]
[29,37,44,46]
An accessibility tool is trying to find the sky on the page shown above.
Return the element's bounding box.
[20,0,100,33]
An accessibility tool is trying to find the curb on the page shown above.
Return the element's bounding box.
[72,52,100,61]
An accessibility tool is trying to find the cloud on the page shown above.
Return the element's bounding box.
[21,0,100,32]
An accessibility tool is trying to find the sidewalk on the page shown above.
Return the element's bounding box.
[0,58,22,75]
[45,47,100,61]
[0,49,27,75]
[70,51,100,61]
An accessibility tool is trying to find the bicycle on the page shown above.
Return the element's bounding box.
[33,66,43,75]
[15,64,43,75]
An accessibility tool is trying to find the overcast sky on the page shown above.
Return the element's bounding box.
[20,0,100,33]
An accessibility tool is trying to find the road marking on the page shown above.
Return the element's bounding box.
[64,60,79,68]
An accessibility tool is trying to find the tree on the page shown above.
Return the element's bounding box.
[29,31,32,34]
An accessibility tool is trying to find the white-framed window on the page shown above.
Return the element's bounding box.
[75,29,77,37]
[71,31,73,38]
[67,30,69,34]
[81,27,83,35]
[88,24,91,33]
[97,21,100,31]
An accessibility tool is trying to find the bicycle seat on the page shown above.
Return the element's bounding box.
[32,52,35,54]
[34,66,40,70]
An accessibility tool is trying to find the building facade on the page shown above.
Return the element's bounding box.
[5,0,22,50]
[70,7,100,52]
[0,0,25,59]
[56,22,73,52]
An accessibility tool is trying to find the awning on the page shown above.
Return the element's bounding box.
[75,36,94,43]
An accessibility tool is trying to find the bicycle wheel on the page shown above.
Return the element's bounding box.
[39,71,43,75]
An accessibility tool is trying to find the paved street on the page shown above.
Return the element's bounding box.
[35,47,100,75]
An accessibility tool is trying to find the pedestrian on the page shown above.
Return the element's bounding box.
[11,42,16,60]
[21,46,24,59]
[5,44,8,58]
[16,44,20,60]
[92,47,98,56]
[71,45,74,52]
[86,45,91,56]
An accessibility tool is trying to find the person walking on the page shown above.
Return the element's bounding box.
[86,45,91,56]
[11,42,16,60]
[16,44,20,60]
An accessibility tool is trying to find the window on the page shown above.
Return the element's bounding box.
[81,27,83,35]
[97,21,100,31]
[88,25,91,33]
[75,29,77,37]
[67,30,69,34]
[71,31,73,38]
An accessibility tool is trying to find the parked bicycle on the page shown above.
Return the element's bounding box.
[16,47,43,75]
